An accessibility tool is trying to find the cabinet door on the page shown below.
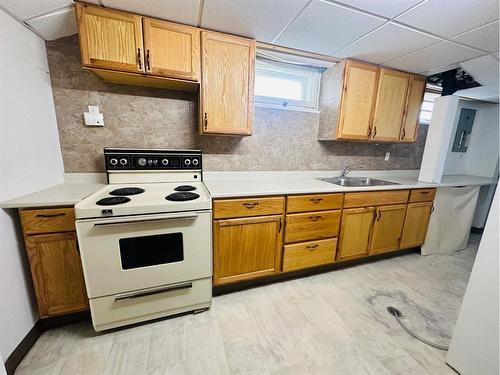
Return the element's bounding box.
[214,215,283,285]
[372,69,409,142]
[369,204,406,255]
[143,18,200,81]
[25,233,88,317]
[337,207,375,261]
[400,202,433,249]
[76,3,144,73]
[400,75,426,143]
[337,61,378,140]
[200,31,255,135]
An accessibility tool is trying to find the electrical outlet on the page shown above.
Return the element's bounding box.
[385,152,390,161]
[84,106,104,127]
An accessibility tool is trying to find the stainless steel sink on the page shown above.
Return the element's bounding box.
[318,176,399,187]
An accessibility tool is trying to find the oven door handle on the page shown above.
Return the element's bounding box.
[93,213,199,227]
[114,281,193,302]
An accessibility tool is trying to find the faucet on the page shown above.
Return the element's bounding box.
[340,164,353,178]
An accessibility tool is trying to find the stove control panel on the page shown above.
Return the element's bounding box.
[104,148,202,171]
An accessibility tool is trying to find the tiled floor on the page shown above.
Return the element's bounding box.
[16,235,480,374]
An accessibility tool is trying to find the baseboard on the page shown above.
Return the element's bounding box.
[471,226,484,234]
[4,310,91,375]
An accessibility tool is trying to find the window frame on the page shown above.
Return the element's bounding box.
[419,85,442,125]
[254,58,321,112]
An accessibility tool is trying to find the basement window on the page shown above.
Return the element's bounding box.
[419,86,442,125]
[254,59,321,112]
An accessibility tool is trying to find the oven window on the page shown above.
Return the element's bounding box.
[119,233,184,270]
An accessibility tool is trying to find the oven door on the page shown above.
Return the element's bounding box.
[76,211,211,298]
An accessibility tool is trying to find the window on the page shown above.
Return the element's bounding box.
[419,87,442,125]
[254,59,321,112]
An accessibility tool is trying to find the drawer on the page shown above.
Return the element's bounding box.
[409,188,436,203]
[20,207,76,235]
[286,193,343,213]
[213,197,285,219]
[283,238,337,272]
[343,190,409,208]
[285,210,341,244]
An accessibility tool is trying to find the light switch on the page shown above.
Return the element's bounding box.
[84,106,104,127]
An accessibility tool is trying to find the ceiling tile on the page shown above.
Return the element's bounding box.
[275,0,385,54]
[396,0,499,38]
[0,0,72,20]
[459,54,499,85]
[384,41,485,74]
[333,0,423,18]
[451,21,499,53]
[334,22,440,64]
[201,0,309,42]
[101,0,200,26]
[26,7,76,41]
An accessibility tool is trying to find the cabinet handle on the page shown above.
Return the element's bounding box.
[367,126,372,138]
[419,191,430,194]
[243,202,258,208]
[373,126,377,138]
[372,209,377,222]
[431,205,435,213]
[308,215,321,221]
[401,128,406,140]
[279,218,283,233]
[306,244,319,249]
[310,198,323,204]
[36,213,66,218]
[146,49,151,71]
[137,48,142,69]
[204,113,208,130]
[377,210,382,222]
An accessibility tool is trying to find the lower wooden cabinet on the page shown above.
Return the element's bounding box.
[283,238,337,272]
[25,232,88,317]
[337,207,375,261]
[400,202,433,249]
[369,204,406,255]
[213,215,283,285]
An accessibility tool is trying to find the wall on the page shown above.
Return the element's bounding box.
[447,184,499,374]
[47,35,428,173]
[0,9,64,360]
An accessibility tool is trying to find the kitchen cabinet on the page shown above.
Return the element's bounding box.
[213,215,283,285]
[369,204,406,255]
[337,207,375,261]
[400,75,427,142]
[400,202,433,249]
[372,69,409,142]
[20,208,88,318]
[199,31,255,136]
[282,238,337,272]
[284,210,340,244]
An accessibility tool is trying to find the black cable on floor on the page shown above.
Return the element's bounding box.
[387,306,449,351]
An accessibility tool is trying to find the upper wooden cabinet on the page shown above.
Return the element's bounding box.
[143,18,200,81]
[199,31,255,136]
[76,4,144,73]
[318,59,426,143]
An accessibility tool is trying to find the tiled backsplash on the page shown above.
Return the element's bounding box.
[46,35,428,172]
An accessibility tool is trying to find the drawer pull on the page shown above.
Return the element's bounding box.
[308,215,322,221]
[419,191,430,194]
[36,213,66,218]
[310,198,323,204]
[243,202,259,208]
[306,244,319,249]
[377,210,382,222]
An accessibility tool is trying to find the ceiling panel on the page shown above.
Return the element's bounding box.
[451,21,499,53]
[0,0,72,20]
[333,0,423,18]
[275,0,385,54]
[201,0,309,42]
[396,0,499,38]
[459,54,499,85]
[384,41,485,74]
[101,0,200,26]
[334,22,440,64]
[26,7,76,41]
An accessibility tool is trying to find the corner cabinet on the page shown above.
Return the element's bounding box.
[199,31,255,136]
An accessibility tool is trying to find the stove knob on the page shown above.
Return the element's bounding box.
[184,158,191,166]
[119,158,128,166]
[147,159,153,165]
[109,158,118,166]
[161,158,169,166]
[138,158,147,166]
[192,158,199,166]
[153,159,158,165]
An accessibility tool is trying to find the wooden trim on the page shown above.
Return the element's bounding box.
[256,41,340,63]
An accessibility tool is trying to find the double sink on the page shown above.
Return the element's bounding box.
[318,176,399,187]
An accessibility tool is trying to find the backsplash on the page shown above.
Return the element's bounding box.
[46,35,428,173]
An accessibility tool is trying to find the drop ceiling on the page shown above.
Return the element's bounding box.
[0,0,498,77]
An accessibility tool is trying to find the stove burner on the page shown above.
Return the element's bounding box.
[165,192,200,201]
[109,187,145,196]
[96,197,131,206]
[174,185,197,192]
